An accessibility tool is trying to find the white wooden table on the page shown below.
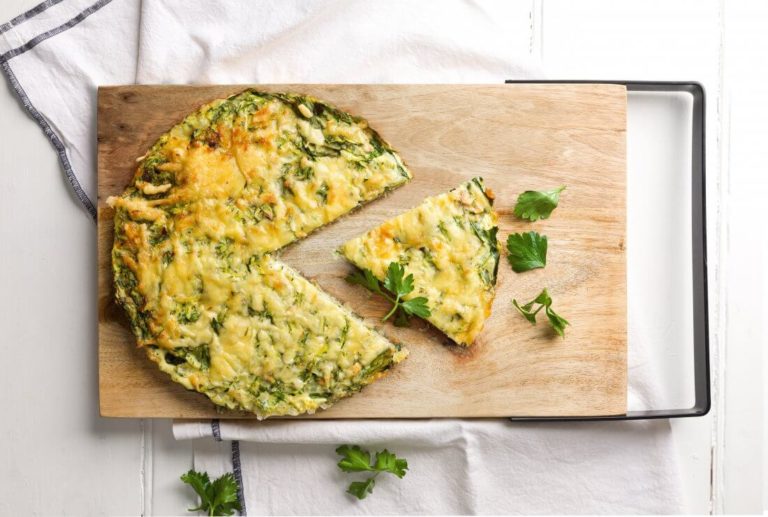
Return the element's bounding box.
[0,1,763,514]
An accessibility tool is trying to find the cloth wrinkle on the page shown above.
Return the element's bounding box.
[0,0,683,512]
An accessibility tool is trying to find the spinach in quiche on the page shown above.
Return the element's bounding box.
[108,89,411,418]
[340,178,500,346]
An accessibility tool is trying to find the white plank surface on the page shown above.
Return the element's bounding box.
[0,4,143,514]
[718,0,766,512]
[0,0,764,514]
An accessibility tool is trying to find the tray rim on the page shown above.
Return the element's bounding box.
[504,80,710,421]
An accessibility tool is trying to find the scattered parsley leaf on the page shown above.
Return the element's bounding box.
[345,262,431,326]
[210,475,241,516]
[533,289,552,306]
[347,478,376,500]
[181,470,212,512]
[336,445,374,472]
[512,288,569,337]
[513,186,566,221]
[545,305,569,338]
[512,299,538,324]
[374,449,408,478]
[181,469,241,516]
[336,445,409,500]
[506,231,548,272]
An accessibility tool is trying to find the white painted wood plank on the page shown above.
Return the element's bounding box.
[718,0,767,513]
[5,0,764,514]
[0,1,145,514]
[538,1,722,513]
[148,420,196,516]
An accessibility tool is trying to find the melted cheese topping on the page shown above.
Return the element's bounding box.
[340,178,499,346]
[109,90,410,418]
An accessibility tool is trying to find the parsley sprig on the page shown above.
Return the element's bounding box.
[346,262,431,327]
[336,445,408,500]
[506,231,548,272]
[181,469,241,516]
[513,288,570,337]
[513,186,566,221]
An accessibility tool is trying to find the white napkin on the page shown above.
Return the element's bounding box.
[1,0,683,513]
[179,418,682,515]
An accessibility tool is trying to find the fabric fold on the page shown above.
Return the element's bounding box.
[1,0,683,513]
[180,418,683,514]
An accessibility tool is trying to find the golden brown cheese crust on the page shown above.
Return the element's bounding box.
[340,178,499,346]
[109,90,411,418]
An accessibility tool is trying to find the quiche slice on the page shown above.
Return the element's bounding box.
[340,178,500,346]
[145,256,407,416]
[108,89,410,418]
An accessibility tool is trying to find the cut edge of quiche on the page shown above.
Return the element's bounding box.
[339,177,500,346]
[144,257,409,418]
[108,89,412,418]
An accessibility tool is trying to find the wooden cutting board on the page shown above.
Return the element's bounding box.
[97,84,627,418]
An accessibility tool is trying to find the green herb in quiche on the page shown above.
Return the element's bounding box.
[336,444,408,500]
[180,469,241,516]
[513,186,566,221]
[346,262,431,327]
[506,231,548,272]
[512,288,569,337]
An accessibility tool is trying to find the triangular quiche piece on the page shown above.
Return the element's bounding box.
[340,178,500,346]
[108,90,410,418]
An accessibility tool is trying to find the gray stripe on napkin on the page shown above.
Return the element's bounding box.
[0,0,65,35]
[211,419,222,441]
[0,0,119,218]
[231,440,247,516]
[1,59,96,218]
[0,0,114,63]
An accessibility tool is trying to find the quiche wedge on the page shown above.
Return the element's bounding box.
[108,89,410,418]
[340,178,500,346]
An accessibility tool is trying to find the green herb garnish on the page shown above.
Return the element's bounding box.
[513,186,566,221]
[336,445,408,500]
[346,262,431,327]
[180,469,241,516]
[506,231,548,272]
[512,288,569,337]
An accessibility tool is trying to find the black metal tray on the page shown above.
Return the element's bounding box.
[504,80,709,421]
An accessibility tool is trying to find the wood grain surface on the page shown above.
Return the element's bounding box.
[97,84,627,418]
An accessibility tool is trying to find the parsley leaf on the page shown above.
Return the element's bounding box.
[393,308,412,328]
[400,297,431,319]
[382,262,410,295]
[345,262,431,326]
[210,475,241,516]
[181,470,213,512]
[512,288,569,337]
[345,268,382,295]
[512,299,538,324]
[181,469,241,516]
[336,445,409,500]
[347,478,376,499]
[506,231,548,272]
[336,445,374,472]
[374,449,408,478]
[513,186,566,221]
[545,305,570,338]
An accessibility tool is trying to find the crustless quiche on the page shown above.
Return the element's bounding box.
[340,178,500,346]
[108,90,410,418]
